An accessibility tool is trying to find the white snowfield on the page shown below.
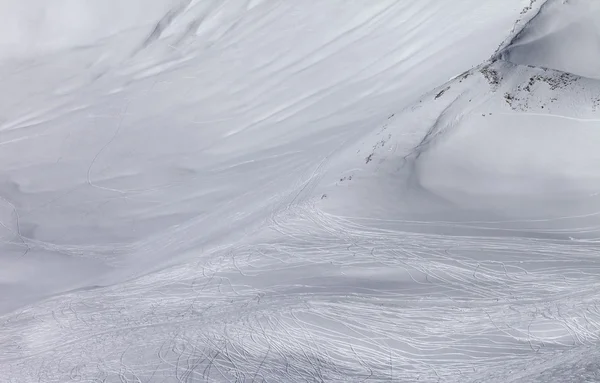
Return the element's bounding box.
[1,0,600,382]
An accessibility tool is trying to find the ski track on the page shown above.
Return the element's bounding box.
[2,0,596,382]
[2,201,600,382]
[498,112,600,123]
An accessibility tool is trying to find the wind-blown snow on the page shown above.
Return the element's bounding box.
[2,0,600,382]
[503,0,600,79]
[0,0,181,59]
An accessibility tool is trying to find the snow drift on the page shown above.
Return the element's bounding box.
[414,61,600,225]
[502,0,600,79]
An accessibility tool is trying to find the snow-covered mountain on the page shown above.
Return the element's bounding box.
[1,0,599,382]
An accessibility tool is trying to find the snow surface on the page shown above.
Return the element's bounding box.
[2,0,600,382]
[502,0,600,79]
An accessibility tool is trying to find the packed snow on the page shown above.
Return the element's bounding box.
[1,0,600,382]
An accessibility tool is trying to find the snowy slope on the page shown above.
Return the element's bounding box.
[0,0,183,59]
[502,0,600,79]
[0,0,529,313]
[2,0,600,382]
[311,1,600,381]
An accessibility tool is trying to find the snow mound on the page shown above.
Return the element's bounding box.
[413,61,600,225]
[324,59,600,226]
[502,0,600,79]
